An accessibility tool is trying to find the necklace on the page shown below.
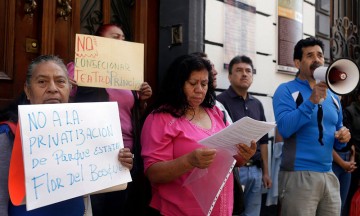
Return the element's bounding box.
[186,106,205,122]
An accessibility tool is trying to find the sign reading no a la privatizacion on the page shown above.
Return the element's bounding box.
[74,34,144,90]
[18,102,131,210]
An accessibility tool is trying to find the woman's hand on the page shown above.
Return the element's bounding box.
[69,78,77,87]
[118,148,133,170]
[146,148,217,184]
[233,140,257,166]
[139,82,152,101]
[186,148,217,169]
[341,161,357,173]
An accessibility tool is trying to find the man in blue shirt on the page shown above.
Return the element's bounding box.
[217,55,271,216]
[273,37,351,216]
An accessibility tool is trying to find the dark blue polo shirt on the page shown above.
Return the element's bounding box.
[217,86,269,161]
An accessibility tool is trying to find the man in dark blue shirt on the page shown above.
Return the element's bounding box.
[217,55,271,216]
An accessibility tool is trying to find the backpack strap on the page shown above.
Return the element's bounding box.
[0,121,16,134]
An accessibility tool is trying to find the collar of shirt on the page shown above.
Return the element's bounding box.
[228,86,255,101]
[295,77,313,89]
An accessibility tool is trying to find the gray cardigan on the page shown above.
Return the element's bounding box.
[0,128,14,216]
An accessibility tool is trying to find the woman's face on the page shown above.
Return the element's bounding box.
[183,69,209,108]
[102,26,125,40]
[24,61,71,104]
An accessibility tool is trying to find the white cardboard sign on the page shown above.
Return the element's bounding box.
[18,102,131,210]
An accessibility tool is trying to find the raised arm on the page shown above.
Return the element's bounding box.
[273,84,316,138]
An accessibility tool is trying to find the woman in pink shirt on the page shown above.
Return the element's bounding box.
[68,24,152,215]
[141,54,256,216]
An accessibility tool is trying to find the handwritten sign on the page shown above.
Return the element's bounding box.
[18,102,131,210]
[74,34,144,90]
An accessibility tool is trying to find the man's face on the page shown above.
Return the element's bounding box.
[228,62,253,90]
[210,61,218,88]
[295,45,325,81]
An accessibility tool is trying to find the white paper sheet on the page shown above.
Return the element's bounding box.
[199,116,276,154]
[185,116,276,215]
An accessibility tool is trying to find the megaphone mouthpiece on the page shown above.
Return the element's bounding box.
[329,68,347,84]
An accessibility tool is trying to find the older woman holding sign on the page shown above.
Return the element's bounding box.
[141,54,256,215]
[0,55,133,216]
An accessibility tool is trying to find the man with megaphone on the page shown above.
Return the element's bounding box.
[273,37,351,216]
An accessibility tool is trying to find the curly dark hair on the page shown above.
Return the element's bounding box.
[153,54,215,118]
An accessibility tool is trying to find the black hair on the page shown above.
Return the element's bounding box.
[293,37,324,61]
[153,54,215,117]
[228,55,254,74]
[191,52,208,58]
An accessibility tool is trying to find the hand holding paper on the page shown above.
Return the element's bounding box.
[118,148,133,170]
[184,117,276,215]
[199,116,276,155]
[187,148,217,169]
[234,141,257,166]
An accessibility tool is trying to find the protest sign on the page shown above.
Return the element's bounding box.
[18,102,131,210]
[74,33,144,90]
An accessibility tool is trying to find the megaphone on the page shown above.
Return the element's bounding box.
[314,58,360,95]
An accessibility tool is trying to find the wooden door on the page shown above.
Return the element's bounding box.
[0,0,158,110]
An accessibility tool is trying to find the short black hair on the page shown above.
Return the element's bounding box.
[293,37,324,61]
[191,52,208,58]
[228,55,253,74]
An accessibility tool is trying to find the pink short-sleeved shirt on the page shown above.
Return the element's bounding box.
[106,88,134,149]
[141,106,233,216]
[67,62,135,149]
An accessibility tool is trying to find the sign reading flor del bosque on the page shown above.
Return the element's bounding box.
[18,102,131,210]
